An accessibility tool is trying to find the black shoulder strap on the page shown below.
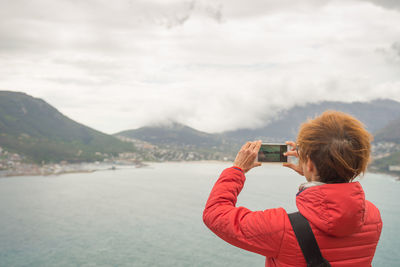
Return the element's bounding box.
[288,212,331,267]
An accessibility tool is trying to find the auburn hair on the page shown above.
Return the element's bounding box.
[296,110,372,183]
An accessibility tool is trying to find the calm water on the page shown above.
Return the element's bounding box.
[0,162,398,266]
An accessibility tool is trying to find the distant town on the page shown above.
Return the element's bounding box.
[0,146,111,177]
[0,140,233,178]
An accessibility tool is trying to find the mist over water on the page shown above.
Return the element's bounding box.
[0,162,397,266]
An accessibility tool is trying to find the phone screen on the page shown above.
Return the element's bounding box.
[258,144,288,163]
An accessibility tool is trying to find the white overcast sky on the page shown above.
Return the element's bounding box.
[0,0,400,134]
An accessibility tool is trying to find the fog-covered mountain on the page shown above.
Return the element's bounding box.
[117,99,400,146]
[224,99,400,142]
[114,98,400,159]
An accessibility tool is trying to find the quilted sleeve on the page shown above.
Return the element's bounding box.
[203,167,286,257]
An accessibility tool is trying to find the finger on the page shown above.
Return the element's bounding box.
[253,162,262,168]
[243,141,251,149]
[286,141,297,150]
[284,150,298,157]
[241,142,247,149]
[283,163,304,175]
[251,141,262,157]
[249,142,259,153]
[282,162,296,169]
[254,140,262,153]
[241,142,250,150]
[249,141,258,151]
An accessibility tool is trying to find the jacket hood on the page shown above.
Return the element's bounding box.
[296,182,366,237]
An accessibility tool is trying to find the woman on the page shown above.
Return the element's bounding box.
[203,111,382,266]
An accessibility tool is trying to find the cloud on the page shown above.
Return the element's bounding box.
[376,42,400,64]
[0,0,400,134]
[359,0,400,11]
[392,42,400,57]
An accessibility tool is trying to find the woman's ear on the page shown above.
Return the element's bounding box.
[306,158,319,180]
[306,158,314,173]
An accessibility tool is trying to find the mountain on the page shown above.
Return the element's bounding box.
[374,116,400,143]
[114,122,239,161]
[115,99,400,151]
[115,122,227,148]
[0,91,134,163]
[224,99,400,142]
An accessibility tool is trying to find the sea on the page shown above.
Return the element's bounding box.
[0,162,398,267]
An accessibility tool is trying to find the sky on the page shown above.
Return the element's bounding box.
[0,0,400,134]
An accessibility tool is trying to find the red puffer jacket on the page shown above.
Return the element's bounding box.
[203,167,382,266]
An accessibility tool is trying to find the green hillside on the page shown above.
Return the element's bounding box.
[373,151,400,169]
[0,91,134,163]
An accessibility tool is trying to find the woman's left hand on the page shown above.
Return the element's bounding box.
[233,140,262,173]
[282,141,304,176]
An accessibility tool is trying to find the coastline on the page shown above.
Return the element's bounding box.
[0,160,232,178]
[367,169,400,181]
[2,160,399,181]
[0,162,147,178]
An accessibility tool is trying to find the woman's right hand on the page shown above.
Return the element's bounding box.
[283,141,304,176]
[233,141,262,173]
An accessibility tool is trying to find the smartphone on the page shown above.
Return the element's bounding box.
[257,143,288,163]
